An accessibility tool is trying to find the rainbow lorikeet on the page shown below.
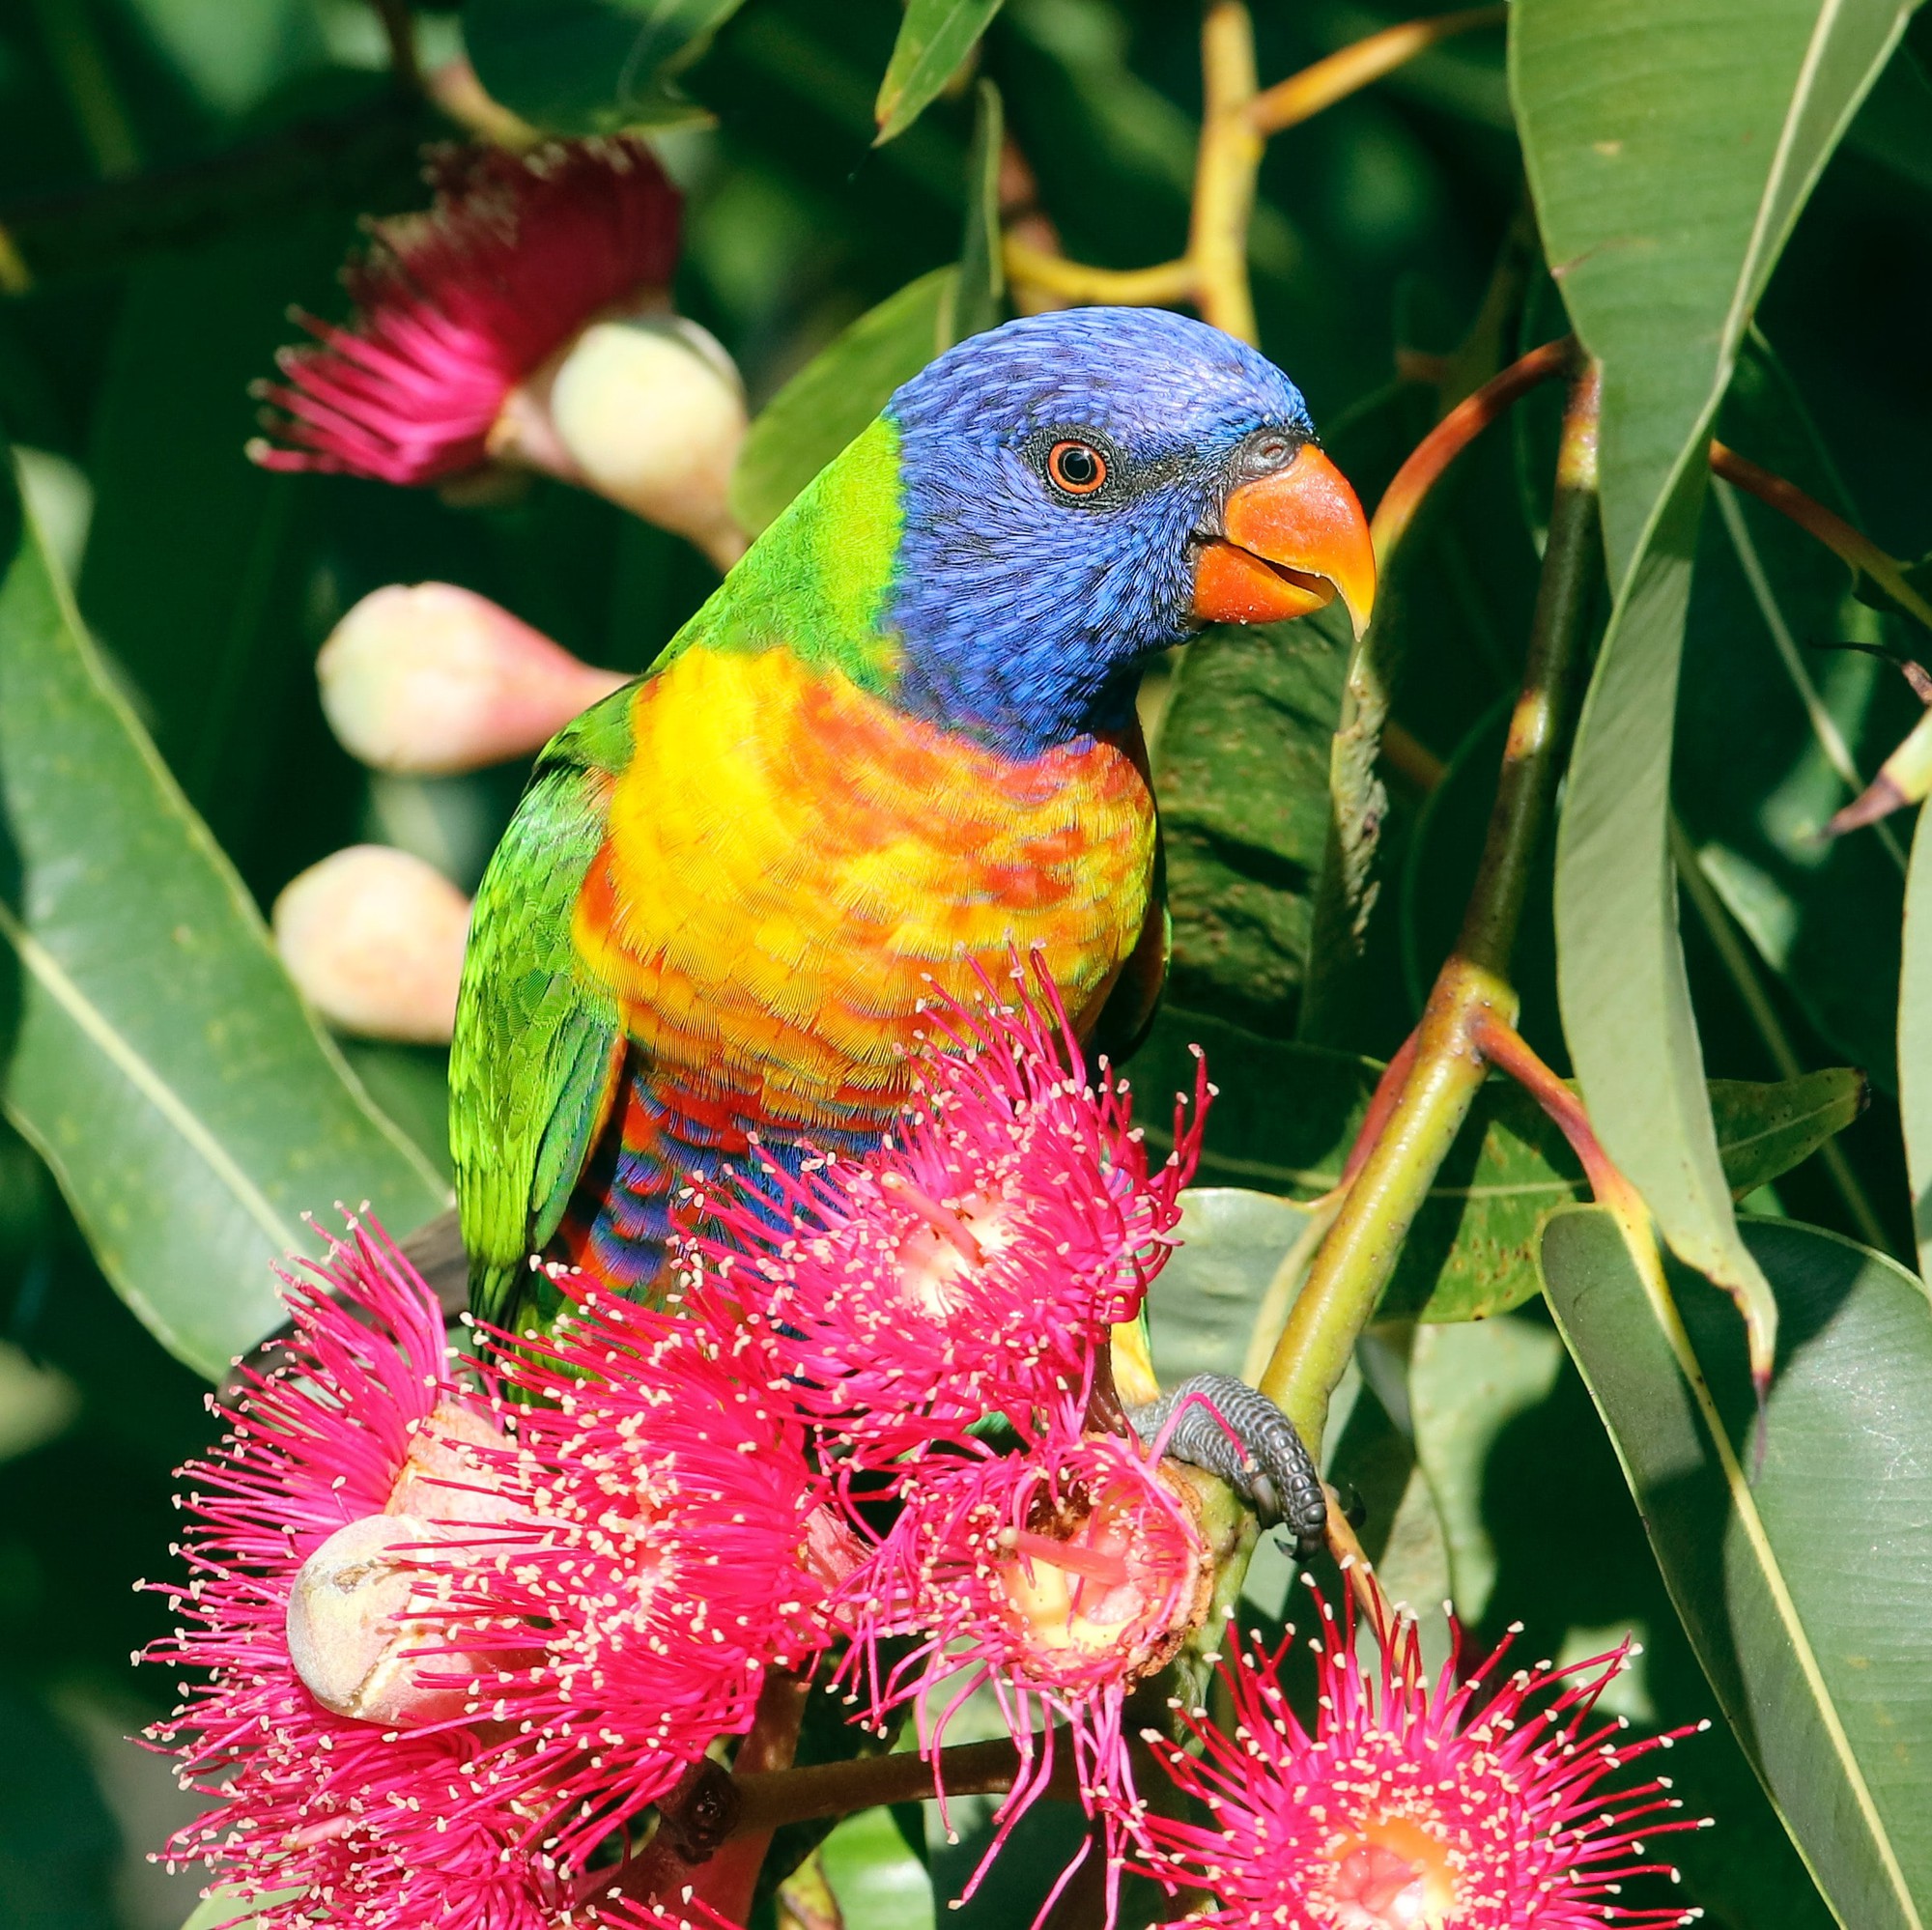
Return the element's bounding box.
[450,308,1374,1367]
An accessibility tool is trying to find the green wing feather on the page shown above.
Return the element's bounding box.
[449,691,633,1327]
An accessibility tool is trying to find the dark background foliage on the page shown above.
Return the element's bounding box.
[2,2,1930,1923]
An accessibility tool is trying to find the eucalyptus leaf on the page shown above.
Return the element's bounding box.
[875,0,1007,145]
[1677,333,1917,1089]
[1519,0,1913,1369]
[1154,606,1354,1036]
[1902,810,1932,1279]
[818,1806,935,1930]
[729,267,956,537]
[0,449,448,1381]
[1148,1186,1312,1385]
[1132,1006,1863,1321]
[1540,1209,1932,1925]
[465,0,745,135]
[952,79,1007,342]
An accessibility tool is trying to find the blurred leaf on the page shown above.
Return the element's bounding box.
[1676,334,1918,1089]
[0,1681,118,1930]
[729,266,955,535]
[1540,1209,1932,1925]
[77,219,350,870]
[0,449,449,1381]
[818,1804,935,1930]
[339,1043,453,1183]
[1903,811,1932,1279]
[1845,42,1932,193]
[1521,0,1911,1361]
[1154,605,1354,1036]
[876,0,1006,144]
[952,79,1006,342]
[465,0,745,134]
[181,1892,298,1930]
[1134,1007,1862,1320]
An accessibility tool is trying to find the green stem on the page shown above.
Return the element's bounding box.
[1457,364,1602,974]
[1259,364,1604,1452]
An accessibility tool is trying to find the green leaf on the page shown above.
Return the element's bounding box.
[1903,811,1932,1279]
[1148,1186,1314,1385]
[1408,1314,1568,1624]
[1514,0,1913,589]
[0,449,449,1381]
[728,267,955,538]
[1132,1006,1862,1321]
[1518,0,1914,1372]
[1677,333,1916,1089]
[952,79,1006,343]
[180,1893,299,1930]
[1539,1209,1932,1925]
[818,1806,935,1930]
[1153,605,1355,1036]
[465,0,746,135]
[76,220,349,867]
[875,0,1007,144]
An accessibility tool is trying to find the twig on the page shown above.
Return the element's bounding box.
[1372,339,1577,558]
[1710,440,1932,635]
[1000,241,1194,307]
[1248,6,1507,136]
[1323,1489,1399,1630]
[1001,7,1499,340]
[367,0,423,93]
[1190,2,1264,341]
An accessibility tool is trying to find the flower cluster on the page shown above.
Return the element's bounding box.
[150,967,1208,1924]
[150,968,1702,1930]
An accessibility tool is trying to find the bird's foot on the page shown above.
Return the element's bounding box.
[1127,1373,1326,1557]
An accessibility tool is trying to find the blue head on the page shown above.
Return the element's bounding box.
[881,307,1375,756]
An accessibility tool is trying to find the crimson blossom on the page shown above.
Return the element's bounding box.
[834,1402,1214,1921]
[143,1223,583,1927]
[695,958,1208,1467]
[454,1277,841,1868]
[251,136,745,564]
[1139,1583,1708,1930]
[144,1227,835,1927]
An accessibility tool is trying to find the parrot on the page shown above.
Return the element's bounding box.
[449,305,1376,1454]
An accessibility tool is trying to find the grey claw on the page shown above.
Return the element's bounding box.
[1128,1373,1327,1556]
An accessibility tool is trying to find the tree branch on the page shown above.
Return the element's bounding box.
[1258,365,1604,1450]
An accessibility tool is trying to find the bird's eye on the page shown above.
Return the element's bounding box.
[1046,440,1108,496]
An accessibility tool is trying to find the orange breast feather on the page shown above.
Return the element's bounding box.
[571,646,1156,1136]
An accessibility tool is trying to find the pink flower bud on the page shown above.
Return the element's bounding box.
[385,1399,520,1527]
[504,315,749,571]
[285,1514,482,1728]
[271,845,469,1043]
[318,582,627,774]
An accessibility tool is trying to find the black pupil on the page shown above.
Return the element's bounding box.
[1058,444,1098,487]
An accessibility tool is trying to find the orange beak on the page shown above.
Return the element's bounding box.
[1191,445,1377,638]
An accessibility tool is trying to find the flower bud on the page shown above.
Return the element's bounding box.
[272,845,469,1044]
[514,315,749,571]
[386,1399,519,1527]
[285,1514,479,1727]
[319,582,627,775]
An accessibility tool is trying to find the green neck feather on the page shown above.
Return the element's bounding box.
[665,416,903,694]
